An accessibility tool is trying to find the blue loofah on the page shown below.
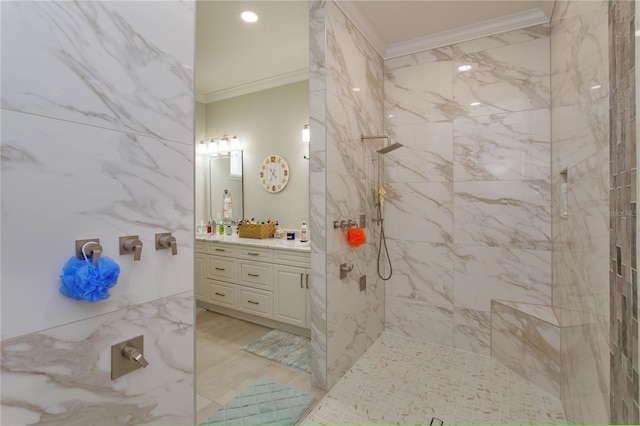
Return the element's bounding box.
[59,256,120,302]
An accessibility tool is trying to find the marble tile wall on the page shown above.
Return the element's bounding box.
[309,0,328,391]
[550,0,611,423]
[491,300,561,398]
[383,25,552,356]
[609,1,639,423]
[318,0,386,389]
[1,1,194,423]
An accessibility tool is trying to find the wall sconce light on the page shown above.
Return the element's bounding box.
[197,140,209,155]
[199,135,242,157]
[218,138,229,155]
[302,124,310,160]
[208,139,218,156]
[230,136,240,151]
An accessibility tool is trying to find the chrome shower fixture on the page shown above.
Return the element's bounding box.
[361,135,404,154]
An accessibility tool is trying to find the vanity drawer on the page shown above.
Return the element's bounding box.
[237,260,273,291]
[208,243,237,258]
[207,280,236,308]
[195,241,208,253]
[238,246,273,262]
[273,249,311,267]
[237,287,273,319]
[206,256,237,281]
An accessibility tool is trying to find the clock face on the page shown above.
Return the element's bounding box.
[259,154,290,193]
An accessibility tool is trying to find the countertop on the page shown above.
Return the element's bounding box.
[196,234,310,253]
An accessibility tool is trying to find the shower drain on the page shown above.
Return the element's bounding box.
[430,417,444,425]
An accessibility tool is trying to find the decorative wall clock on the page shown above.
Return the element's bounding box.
[259,154,289,193]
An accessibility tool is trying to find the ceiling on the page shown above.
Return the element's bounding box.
[195,1,554,100]
[195,1,310,98]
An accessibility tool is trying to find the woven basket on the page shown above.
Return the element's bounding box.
[238,223,275,239]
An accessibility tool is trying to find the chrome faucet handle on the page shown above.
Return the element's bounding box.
[122,345,149,368]
[120,235,143,261]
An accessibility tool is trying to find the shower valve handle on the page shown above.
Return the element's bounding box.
[155,233,178,255]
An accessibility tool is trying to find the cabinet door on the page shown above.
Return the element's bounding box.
[195,252,206,301]
[273,265,307,327]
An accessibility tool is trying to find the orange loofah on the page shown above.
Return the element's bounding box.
[347,227,366,247]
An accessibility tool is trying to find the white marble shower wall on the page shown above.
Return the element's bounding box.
[550,0,610,423]
[1,1,194,424]
[321,0,386,389]
[383,26,552,355]
[309,0,328,391]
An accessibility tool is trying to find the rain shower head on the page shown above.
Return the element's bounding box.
[361,135,404,155]
[377,142,404,154]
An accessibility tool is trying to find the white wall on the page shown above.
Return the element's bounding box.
[1,1,194,423]
[197,80,310,230]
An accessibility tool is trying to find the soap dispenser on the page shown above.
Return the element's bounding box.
[300,222,309,242]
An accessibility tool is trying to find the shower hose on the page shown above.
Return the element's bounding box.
[377,203,393,281]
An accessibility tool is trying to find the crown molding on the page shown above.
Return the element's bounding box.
[385,8,549,59]
[333,1,387,58]
[199,68,309,104]
[337,2,549,60]
[195,93,206,104]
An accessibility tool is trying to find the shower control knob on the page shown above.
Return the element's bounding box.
[155,232,178,255]
[122,345,149,368]
[120,235,143,261]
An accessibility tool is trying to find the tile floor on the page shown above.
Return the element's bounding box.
[300,332,567,424]
[195,310,324,424]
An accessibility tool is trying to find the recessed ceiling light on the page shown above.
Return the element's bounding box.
[470,102,481,106]
[590,84,602,90]
[388,114,395,118]
[352,87,361,92]
[240,11,258,23]
[458,65,472,72]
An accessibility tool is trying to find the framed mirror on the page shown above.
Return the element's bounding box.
[207,150,243,223]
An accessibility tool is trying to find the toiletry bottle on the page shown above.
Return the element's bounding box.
[275,221,282,239]
[219,222,224,235]
[226,224,231,235]
[198,220,205,234]
[207,220,212,234]
[300,222,309,242]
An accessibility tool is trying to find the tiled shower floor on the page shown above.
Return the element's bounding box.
[300,332,566,424]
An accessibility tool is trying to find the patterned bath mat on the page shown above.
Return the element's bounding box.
[241,329,311,373]
[202,378,315,425]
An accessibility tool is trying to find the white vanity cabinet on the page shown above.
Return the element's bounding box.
[196,239,311,330]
